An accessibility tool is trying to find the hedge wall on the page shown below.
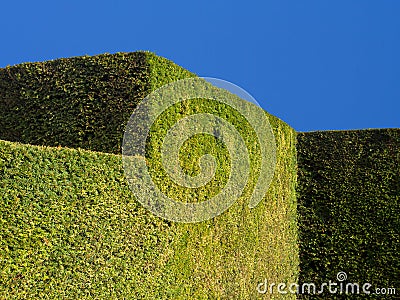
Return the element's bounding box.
[0,122,298,299]
[297,129,400,299]
[0,52,195,154]
[2,51,399,299]
[0,53,299,299]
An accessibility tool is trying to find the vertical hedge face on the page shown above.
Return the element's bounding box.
[297,129,400,299]
[0,52,149,154]
[0,52,299,299]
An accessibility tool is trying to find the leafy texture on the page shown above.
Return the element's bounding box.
[297,129,400,299]
[2,51,397,299]
[0,52,298,299]
[0,52,195,154]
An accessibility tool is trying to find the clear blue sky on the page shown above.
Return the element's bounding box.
[1,1,399,131]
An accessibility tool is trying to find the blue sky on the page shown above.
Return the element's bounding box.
[1,1,399,131]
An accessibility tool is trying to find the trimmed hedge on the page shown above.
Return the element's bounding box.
[0,118,298,299]
[0,52,195,154]
[0,140,175,299]
[0,53,298,299]
[297,129,400,299]
[2,51,399,299]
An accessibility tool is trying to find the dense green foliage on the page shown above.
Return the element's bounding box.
[0,52,194,154]
[2,51,397,299]
[297,129,400,299]
[0,140,175,299]
[0,117,298,299]
[0,53,298,299]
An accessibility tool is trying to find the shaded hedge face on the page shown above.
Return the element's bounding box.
[0,52,197,154]
[0,52,149,154]
[297,129,400,299]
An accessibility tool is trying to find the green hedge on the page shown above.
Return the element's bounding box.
[297,129,400,299]
[0,53,298,299]
[0,119,297,299]
[0,52,194,154]
[2,51,399,299]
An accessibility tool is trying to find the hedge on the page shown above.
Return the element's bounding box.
[0,52,195,154]
[4,51,398,299]
[0,53,299,299]
[297,129,400,299]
